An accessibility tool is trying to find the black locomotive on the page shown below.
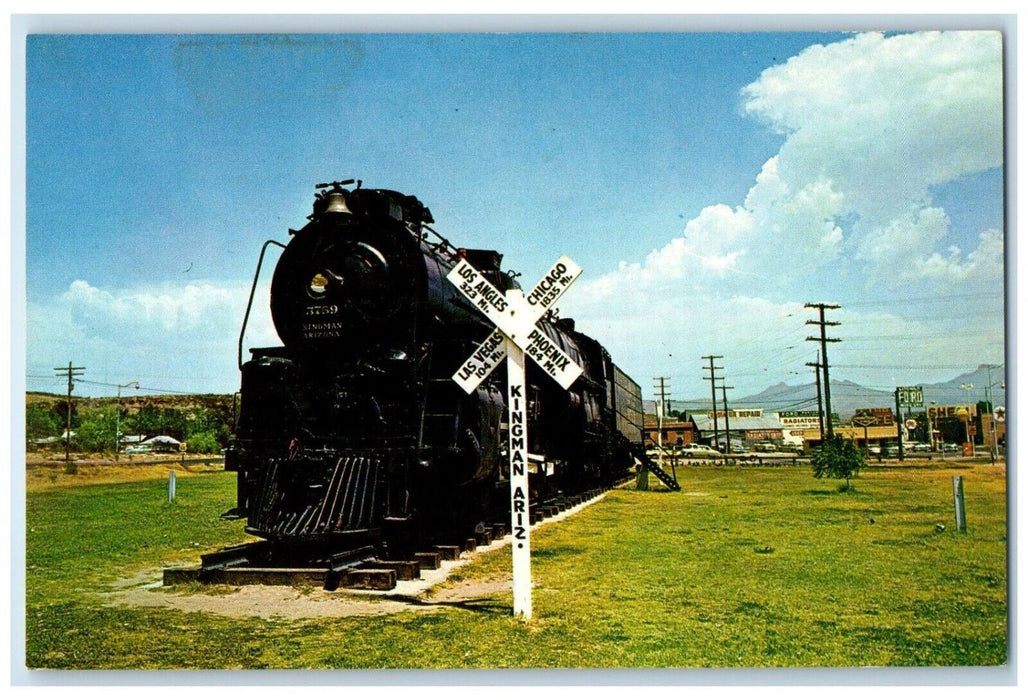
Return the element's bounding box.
[225,180,646,557]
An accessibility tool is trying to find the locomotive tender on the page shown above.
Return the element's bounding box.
[225,180,645,556]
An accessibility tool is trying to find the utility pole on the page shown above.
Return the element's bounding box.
[653,376,670,458]
[115,380,140,461]
[894,388,905,462]
[653,377,672,484]
[653,376,671,421]
[54,362,86,471]
[805,303,840,438]
[984,364,1003,464]
[702,355,723,452]
[806,352,825,442]
[719,380,733,455]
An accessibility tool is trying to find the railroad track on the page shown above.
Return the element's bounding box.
[163,486,614,591]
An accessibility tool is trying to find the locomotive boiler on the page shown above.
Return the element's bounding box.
[225,180,647,558]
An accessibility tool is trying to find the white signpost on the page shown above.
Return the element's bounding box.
[447,255,583,619]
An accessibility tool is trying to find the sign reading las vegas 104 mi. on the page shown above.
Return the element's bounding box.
[446,254,583,621]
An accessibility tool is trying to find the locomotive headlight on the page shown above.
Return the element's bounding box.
[308,273,330,298]
[308,270,347,299]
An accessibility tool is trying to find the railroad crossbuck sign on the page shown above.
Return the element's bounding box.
[447,255,584,619]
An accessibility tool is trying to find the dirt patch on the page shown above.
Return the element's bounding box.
[102,570,513,620]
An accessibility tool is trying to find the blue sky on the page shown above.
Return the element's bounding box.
[19,26,1007,402]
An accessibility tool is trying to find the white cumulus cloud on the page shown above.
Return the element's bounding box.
[28,279,279,394]
[578,30,1003,314]
[560,30,1004,393]
[741,30,1003,282]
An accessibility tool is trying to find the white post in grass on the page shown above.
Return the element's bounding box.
[447,256,583,620]
[953,475,967,533]
[506,333,532,618]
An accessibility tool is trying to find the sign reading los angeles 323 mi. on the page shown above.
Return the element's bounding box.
[446,254,583,620]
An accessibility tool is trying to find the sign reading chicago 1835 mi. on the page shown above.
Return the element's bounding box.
[897,386,924,407]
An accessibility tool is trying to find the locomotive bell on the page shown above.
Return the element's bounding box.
[322,190,353,215]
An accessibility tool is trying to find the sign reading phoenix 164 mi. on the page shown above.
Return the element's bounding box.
[446,254,584,621]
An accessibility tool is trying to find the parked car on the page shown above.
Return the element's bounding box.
[715,438,746,453]
[912,443,932,452]
[123,444,152,454]
[941,443,960,453]
[681,443,722,458]
[884,444,900,457]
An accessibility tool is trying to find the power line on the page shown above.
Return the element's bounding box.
[835,362,1005,374]
[28,376,218,397]
[838,291,1002,308]
[75,379,196,396]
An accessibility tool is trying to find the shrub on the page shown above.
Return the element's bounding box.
[26,404,62,441]
[811,434,865,489]
[185,430,221,454]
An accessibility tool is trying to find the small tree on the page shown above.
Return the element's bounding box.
[811,434,866,490]
[185,429,220,454]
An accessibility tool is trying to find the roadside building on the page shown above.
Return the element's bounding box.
[979,410,1006,452]
[142,435,182,453]
[776,410,826,449]
[643,416,698,450]
[691,411,783,448]
[802,424,902,453]
[927,404,981,447]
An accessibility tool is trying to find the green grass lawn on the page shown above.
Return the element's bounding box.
[23,462,1008,670]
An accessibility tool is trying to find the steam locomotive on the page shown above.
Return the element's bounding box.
[225,180,645,556]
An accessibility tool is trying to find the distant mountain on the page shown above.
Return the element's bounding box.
[920,364,1007,408]
[646,365,1006,421]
